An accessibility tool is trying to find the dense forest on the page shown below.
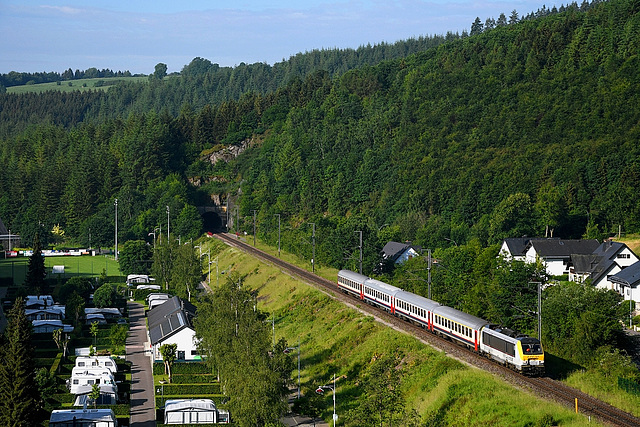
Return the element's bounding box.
[1,0,640,275]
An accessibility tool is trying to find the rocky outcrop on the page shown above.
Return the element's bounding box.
[204,138,253,166]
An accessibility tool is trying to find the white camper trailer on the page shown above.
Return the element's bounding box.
[75,356,118,374]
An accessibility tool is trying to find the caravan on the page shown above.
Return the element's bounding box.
[75,356,118,374]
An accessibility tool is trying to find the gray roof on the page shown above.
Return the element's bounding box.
[148,296,196,345]
[432,305,488,330]
[530,239,600,258]
[50,409,116,424]
[572,241,635,284]
[503,238,538,256]
[165,399,216,413]
[611,261,640,288]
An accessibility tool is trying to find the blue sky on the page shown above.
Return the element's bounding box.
[1,0,553,74]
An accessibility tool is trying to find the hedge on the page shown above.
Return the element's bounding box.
[153,362,211,375]
[156,384,220,395]
[171,374,218,384]
[49,352,63,374]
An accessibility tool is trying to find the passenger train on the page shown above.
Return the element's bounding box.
[338,270,544,375]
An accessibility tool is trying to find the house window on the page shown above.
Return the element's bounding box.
[617,253,631,259]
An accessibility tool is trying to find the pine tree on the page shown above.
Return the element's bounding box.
[24,232,46,295]
[0,298,39,426]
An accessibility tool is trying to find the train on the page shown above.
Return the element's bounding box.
[337,270,544,375]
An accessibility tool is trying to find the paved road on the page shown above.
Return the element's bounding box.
[127,302,156,427]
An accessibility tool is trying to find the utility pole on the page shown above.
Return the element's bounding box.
[114,199,118,260]
[530,281,542,342]
[308,223,316,273]
[427,248,432,299]
[274,214,281,257]
[252,210,257,246]
[166,205,170,242]
[355,230,363,274]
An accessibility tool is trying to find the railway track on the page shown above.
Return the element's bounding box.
[215,232,640,427]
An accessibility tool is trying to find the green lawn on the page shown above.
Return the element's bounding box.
[0,255,122,286]
[6,76,149,94]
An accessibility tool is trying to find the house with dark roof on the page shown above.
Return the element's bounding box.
[610,261,640,308]
[147,296,199,362]
[569,241,639,290]
[380,242,421,265]
[499,238,600,276]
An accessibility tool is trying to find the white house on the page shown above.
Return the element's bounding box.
[570,241,640,290]
[609,261,640,308]
[49,409,116,427]
[148,296,199,361]
[523,239,600,276]
[380,241,421,265]
[164,399,230,424]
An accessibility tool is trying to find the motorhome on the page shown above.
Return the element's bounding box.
[67,370,116,395]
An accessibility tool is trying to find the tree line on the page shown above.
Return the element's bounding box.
[0,68,134,89]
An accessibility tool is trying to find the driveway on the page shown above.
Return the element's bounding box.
[127,302,156,426]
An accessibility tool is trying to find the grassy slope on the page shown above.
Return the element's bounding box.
[199,237,591,426]
[5,76,148,94]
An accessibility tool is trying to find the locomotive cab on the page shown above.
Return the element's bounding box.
[517,337,544,375]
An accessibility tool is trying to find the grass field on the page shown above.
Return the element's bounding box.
[0,255,122,286]
[194,237,592,426]
[6,76,149,94]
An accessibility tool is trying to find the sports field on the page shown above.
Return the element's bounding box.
[0,255,122,286]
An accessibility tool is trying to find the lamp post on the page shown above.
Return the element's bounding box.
[309,223,316,273]
[316,374,337,426]
[156,385,164,408]
[284,341,301,399]
[274,214,281,257]
[114,199,118,260]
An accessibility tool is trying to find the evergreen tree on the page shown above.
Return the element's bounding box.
[0,298,39,426]
[24,232,46,294]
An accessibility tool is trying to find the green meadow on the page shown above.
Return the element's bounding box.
[6,76,148,94]
[0,255,122,286]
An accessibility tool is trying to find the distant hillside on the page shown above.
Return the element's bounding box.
[1,0,640,273]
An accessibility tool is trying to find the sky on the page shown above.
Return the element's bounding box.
[0,0,553,75]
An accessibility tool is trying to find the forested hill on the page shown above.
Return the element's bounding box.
[1,0,640,273]
[0,36,455,136]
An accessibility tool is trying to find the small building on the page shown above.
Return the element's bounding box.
[126,274,153,286]
[49,409,116,427]
[25,294,55,309]
[148,296,199,361]
[610,261,640,308]
[85,307,122,320]
[32,319,74,334]
[380,241,421,265]
[86,313,107,325]
[164,399,229,424]
[26,306,65,321]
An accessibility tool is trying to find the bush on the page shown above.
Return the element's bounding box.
[154,362,210,375]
